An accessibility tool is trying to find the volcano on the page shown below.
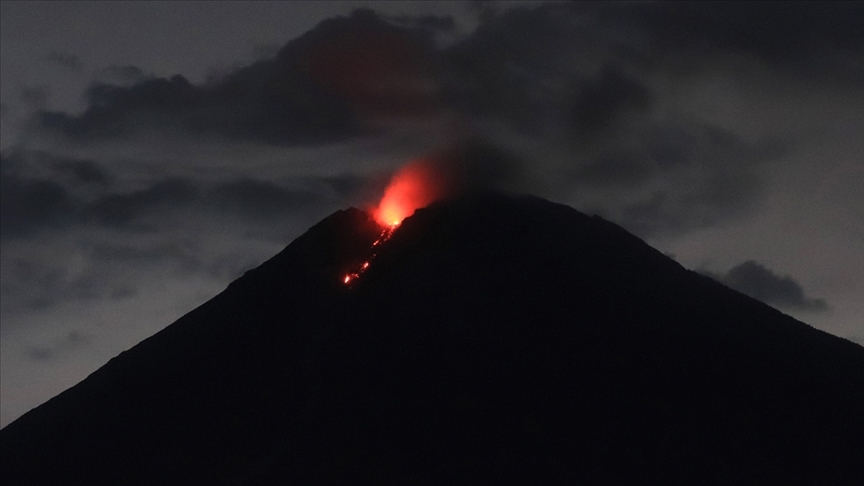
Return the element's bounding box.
[2,193,863,485]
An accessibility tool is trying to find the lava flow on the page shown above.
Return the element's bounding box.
[342,222,399,285]
[343,159,449,286]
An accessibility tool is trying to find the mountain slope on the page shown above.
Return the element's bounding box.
[3,193,863,485]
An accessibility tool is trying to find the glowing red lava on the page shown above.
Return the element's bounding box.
[342,223,398,286]
[373,159,448,227]
[342,158,449,286]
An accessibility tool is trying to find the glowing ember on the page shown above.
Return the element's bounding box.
[341,224,398,286]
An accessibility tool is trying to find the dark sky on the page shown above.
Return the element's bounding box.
[2,1,862,427]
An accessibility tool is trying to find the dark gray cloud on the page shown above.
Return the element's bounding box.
[20,86,49,108]
[26,4,864,148]
[389,14,456,33]
[594,1,864,79]
[11,4,844,245]
[0,158,80,238]
[0,149,365,240]
[96,65,150,85]
[441,5,575,128]
[86,176,353,230]
[436,3,831,238]
[568,66,653,135]
[26,331,89,362]
[0,255,139,314]
[85,240,205,274]
[0,166,357,315]
[595,125,787,237]
[703,261,828,312]
[211,178,333,221]
[35,9,443,145]
[89,178,200,228]
[0,151,115,238]
[44,51,83,71]
[51,158,110,186]
[38,63,358,145]
[443,2,864,130]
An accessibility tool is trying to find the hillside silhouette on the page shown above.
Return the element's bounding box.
[2,193,863,485]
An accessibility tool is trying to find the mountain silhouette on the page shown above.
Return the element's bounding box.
[2,193,863,485]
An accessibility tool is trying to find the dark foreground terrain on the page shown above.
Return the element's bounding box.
[2,193,863,485]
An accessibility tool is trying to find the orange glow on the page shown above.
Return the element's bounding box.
[342,227,398,286]
[344,158,451,286]
[373,159,449,227]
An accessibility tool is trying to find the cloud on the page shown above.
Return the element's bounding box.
[0,157,80,238]
[17,3,838,245]
[2,147,368,238]
[552,121,788,237]
[85,176,356,230]
[88,178,201,228]
[210,178,332,221]
[23,3,864,148]
[25,331,90,362]
[0,169,357,316]
[51,158,110,186]
[703,261,828,312]
[38,65,358,146]
[96,65,150,85]
[44,51,83,71]
[0,252,139,315]
[568,66,653,135]
[597,1,864,79]
[288,9,440,119]
[20,86,49,108]
[0,150,117,238]
[389,14,456,33]
[441,5,576,128]
[430,4,816,237]
[34,9,443,145]
[441,2,864,131]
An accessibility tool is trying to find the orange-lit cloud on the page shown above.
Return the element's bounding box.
[372,158,452,226]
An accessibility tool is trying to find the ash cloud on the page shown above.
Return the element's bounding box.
[703,261,828,312]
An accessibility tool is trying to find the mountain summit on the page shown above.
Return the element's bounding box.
[3,193,863,485]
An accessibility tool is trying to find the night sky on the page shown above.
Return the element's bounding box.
[2,1,862,428]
